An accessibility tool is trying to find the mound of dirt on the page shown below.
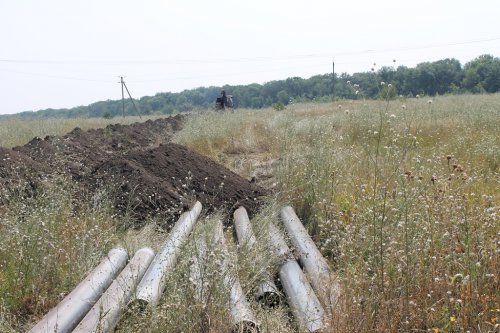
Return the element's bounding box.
[12,116,185,180]
[0,147,48,200]
[0,115,267,225]
[92,143,265,222]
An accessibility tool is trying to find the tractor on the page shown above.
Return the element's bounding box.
[215,91,233,111]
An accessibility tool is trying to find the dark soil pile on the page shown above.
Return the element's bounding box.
[93,143,265,223]
[0,115,267,225]
[0,147,48,200]
[12,116,185,180]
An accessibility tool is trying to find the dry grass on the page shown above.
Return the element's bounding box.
[0,179,119,331]
[174,94,500,332]
[0,94,498,332]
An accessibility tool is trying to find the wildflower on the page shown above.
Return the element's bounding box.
[390,114,396,119]
[401,104,406,109]
[428,99,433,104]
[345,110,349,115]
[355,90,359,95]
[388,83,392,87]
[416,94,420,99]
[380,81,386,86]
[347,80,351,84]
[338,105,342,109]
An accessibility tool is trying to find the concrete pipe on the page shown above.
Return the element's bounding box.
[280,206,341,313]
[266,223,326,332]
[214,220,259,333]
[233,207,280,307]
[189,234,209,303]
[28,247,129,333]
[72,247,155,333]
[135,201,202,307]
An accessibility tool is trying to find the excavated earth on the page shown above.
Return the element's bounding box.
[0,115,266,225]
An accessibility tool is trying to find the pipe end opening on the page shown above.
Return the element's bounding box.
[128,299,150,313]
[256,291,280,308]
[232,320,259,333]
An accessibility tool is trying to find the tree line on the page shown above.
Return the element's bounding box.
[6,54,500,119]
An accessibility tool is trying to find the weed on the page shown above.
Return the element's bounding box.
[175,94,500,332]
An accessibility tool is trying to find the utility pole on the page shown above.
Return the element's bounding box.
[118,76,142,119]
[332,58,335,103]
[120,76,125,118]
[122,79,142,119]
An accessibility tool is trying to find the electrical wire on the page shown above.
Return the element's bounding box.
[0,68,113,83]
[1,36,498,65]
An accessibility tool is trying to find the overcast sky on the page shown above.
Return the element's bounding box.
[0,0,499,115]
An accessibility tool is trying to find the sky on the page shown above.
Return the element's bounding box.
[0,0,499,115]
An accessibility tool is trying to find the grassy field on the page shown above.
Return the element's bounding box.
[0,94,499,332]
[175,94,500,332]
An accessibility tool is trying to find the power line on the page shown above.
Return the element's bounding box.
[0,36,498,84]
[0,68,113,83]
[1,36,498,66]
[0,50,493,85]
[328,36,500,57]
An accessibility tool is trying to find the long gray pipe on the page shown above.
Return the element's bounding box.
[280,206,341,312]
[72,247,155,333]
[233,207,280,306]
[135,201,202,307]
[266,223,326,332]
[189,235,209,303]
[29,248,129,333]
[214,220,259,333]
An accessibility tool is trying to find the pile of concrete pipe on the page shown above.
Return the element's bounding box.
[27,202,339,333]
[28,201,203,333]
[192,205,338,332]
[233,206,340,332]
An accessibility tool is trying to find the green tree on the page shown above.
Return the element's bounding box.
[277,90,290,104]
[431,58,463,94]
[462,54,500,93]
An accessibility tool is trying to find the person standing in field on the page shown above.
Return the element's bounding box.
[221,90,228,109]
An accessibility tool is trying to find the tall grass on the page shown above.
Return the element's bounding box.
[0,179,118,331]
[174,94,499,332]
[0,95,498,332]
